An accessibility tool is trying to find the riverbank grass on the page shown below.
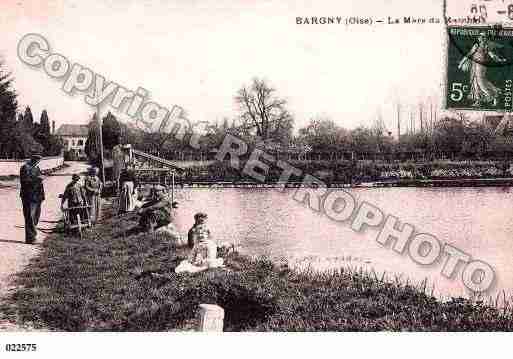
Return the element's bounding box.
[1,203,512,331]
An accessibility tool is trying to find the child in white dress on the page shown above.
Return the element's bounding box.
[175,213,224,273]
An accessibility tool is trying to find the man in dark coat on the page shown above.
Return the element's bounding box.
[137,185,178,232]
[19,154,45,244]
[60,173,88,225]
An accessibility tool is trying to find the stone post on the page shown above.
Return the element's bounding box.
[197,304,224,332]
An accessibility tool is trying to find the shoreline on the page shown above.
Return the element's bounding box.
[1,200,512,331]
[175,177,513,188]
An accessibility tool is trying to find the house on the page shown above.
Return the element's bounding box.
[56,124,89,159]
[483,114,513,136]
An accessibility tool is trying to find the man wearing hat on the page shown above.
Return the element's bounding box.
[84,167,102,224]
[19,153,45,244]
[137,185,178,232]
[60,173,88,227]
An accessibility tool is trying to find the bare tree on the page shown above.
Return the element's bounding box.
[453,111,470,125]
[235,78,293,143]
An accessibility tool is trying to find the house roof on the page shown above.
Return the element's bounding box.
[56,124,89,137]
[483,115,504,130]
[483,115,513,135]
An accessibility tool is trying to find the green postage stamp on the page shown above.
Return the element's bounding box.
[447,26,513,111]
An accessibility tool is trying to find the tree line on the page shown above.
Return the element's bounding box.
[6,51,505,163]
[84,78,513,162]
[0,61,63,159]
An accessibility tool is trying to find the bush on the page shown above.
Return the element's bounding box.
[181,159,513,184]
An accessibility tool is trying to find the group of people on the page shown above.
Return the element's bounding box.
[19,156,224,271]
[62,166,181,234]
[60,167,103,226]
[115,168,223,271]
[19,156,103,243]
[115,169,223,271]
[116,167,178,232]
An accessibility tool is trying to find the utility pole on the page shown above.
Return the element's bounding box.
[434,105,437,128]
[410,110,414,134]
[97,103,105,183]
[419,103,424,133]
[430,101,433,135]
[397,103,401,141]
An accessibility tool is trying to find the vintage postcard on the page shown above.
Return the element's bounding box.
[0,0,512,358]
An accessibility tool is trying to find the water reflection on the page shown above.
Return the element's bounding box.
[173,187,513,299]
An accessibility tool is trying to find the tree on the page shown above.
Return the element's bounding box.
[12,120,44,157]
[0,61,59,158]
[101,111,121,150]
[0,61,18,157]
[22,106,34,129]
[462,121,493,157]
[142,107,190,152]
[202,117,241,150]
[433,116,467,157]
[235,78,294,144]
[298,117,350,152]
[34,109,49,150]
[85,113,101,163]
[84,111,121,164]
[42,134,63,156]
[350,126,375,154]
[372,110,388,153]
[39,109,50,135]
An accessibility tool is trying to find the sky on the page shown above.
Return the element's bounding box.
[0,0,461,134]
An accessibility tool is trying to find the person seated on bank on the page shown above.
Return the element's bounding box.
[61,173,88,224]
[185,212,223,269]
[188,212,211,249]
[137,185,178,232]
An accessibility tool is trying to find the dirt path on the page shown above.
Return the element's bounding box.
[0,161,89,331]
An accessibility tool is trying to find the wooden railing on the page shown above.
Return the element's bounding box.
[131,149,184,171]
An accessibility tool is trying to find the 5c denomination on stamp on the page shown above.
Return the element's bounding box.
[446,26,513,111]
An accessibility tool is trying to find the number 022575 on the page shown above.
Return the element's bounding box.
[4,343,37,352]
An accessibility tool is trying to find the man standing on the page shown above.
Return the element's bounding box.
[19,154,45,244]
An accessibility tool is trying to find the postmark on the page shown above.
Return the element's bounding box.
[446,26,513,111]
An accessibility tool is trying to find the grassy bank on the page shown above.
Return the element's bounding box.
[1,203,512,331]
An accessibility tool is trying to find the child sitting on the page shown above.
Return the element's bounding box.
[188,212,211,249]
[175,213,224,273]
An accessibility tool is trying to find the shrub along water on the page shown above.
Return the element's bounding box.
[1,204,512,331]
[180,159,513,185]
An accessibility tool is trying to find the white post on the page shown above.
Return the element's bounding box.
[197,304,224,332]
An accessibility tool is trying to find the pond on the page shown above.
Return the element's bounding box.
[172,187,513,300]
